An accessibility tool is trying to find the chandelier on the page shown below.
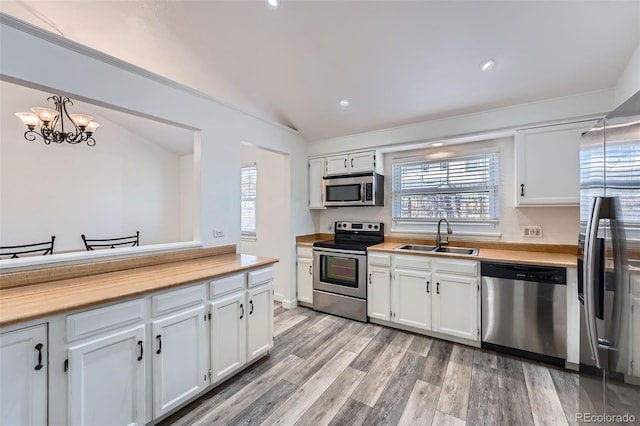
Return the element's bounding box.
[15,95,100,146]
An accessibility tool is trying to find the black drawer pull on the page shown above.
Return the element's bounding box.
[426,281,430,293]
[520,184,525,197]
[240,303,244,319]
[250,300,254,315]
[436,282,440,294]
[156,335,162,355]
[34,343,43,371]
[137,340,143,361]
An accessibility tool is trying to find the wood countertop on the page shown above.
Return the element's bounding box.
[368,242,576,268]
[0,252,278,327]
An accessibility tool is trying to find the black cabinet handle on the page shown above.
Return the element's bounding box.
[137,340,143,361]
[351,158,354,168]
[369,273,372,284]
[156,335,162,355]
[426,281,430,293]
[436,282,440,294]
[520,184,525,197]
[34,343,43,371]
[309,265,312,275]
[344,158,347,168]
[240,303,244,319]
[250,300,254,315]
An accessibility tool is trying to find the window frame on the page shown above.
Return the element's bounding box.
[241,163,257,239]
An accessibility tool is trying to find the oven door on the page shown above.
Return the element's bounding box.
[313,248,367,299]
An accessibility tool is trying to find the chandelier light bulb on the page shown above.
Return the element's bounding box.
[69,113,95,128]
[15,112,40,129]
[85,122,100,133]
[30,107,59,123]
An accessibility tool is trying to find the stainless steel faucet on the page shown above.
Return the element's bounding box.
[436,218,452,249]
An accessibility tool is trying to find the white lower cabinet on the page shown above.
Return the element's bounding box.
[0,324,47,426]
[393,268,431,330]
[68,325,146,426]
[152,305,208,418]
[368,253,480,343]
[247,284,274,362]
[432,273,479,340]
[296,246,313,306]
[210,292,246,382]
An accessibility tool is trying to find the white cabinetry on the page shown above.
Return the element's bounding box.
[393,255,432,330]
[325,151,381,176]
[515,120,595,206]
[151,284,208,418]
[308,158,326,209]
[367,253,391,321]
[0,324,47,426]
[296,246,313,306]
[209,268,274,383]
[68,325,146,426]
[367,253,480,343]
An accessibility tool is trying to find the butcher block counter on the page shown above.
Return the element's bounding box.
[0,245,277,327]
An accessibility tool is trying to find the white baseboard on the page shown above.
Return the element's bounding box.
[281,298,298,309]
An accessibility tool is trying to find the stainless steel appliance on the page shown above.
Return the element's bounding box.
[323,173,384,207]
[313,221,384,322]
[481,261,567,366]
[579,90,640,422]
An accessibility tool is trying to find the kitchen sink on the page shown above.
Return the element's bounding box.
[396,244,436,252]
[432,246,479,255]
[395,244,478,256]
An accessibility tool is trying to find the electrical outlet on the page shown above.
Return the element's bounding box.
[213,228,225,238]
[522,226,542,238]
[328,224,333,231]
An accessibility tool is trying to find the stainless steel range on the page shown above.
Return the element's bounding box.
[313,221,384,322]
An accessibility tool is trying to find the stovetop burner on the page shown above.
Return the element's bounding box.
[313,221,384,252]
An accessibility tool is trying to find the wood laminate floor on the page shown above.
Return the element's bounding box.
[160,303,578,426]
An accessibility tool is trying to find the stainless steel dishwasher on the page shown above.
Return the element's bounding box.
[481,261,567,366]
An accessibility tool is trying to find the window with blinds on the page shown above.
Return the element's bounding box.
[241,165,257,237]
[392,152,499,222]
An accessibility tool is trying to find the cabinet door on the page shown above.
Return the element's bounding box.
[432,274,479,340]
[247,284,274,362]
[68,325,145,426]
[308,158,326,209]
[0,324,47,426]
[325,155,349,176]
[297,257,314,305]
[393,268,431,330]
[210,293,246,383]
[516,120,594,206]
[152,306,208,418]
[367,265,391,321]
[349,151,376,174]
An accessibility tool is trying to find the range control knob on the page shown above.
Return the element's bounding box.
[337,223,342,228]
[374,224,379,229]
[368,224,373,229]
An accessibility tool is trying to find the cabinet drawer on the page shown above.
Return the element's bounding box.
[297,246,313,258]
[151,284,206,317]
[433,259,478,276]
[394,254,431,271]
[248,267,274,288]
[210,273,245,299]
[66,298,145,343]
[368,253,391,267]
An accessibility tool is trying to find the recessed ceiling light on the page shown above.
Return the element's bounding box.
[266,0,279,8]
[339,99,350,107]
[480,59,495,71]
[431,142,444,147]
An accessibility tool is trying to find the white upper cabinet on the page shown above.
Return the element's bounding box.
[515,120,596,206]
[325,151,381,176]
[308,158,326,209]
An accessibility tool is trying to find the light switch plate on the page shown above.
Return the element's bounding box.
[522,225,542,238]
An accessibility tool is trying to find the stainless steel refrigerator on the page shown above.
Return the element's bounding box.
[578,90,640,424]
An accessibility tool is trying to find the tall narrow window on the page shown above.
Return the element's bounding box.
[241,164,257,237]
[392,152,499,222]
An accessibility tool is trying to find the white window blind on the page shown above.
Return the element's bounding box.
[241,165,257,236]
[392,152,499,221]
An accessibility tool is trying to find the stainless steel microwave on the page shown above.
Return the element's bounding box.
[322,173,384,207]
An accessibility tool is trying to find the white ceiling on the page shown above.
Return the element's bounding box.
[2,1,639,142]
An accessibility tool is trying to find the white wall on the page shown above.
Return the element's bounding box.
[0,81,189,252]
[317,137,580,245]
[240,145,293,305]
[179,154,195,242]
[0,18,315,302]
[615,43,640,106]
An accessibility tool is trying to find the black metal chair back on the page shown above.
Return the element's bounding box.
[0,236,56,259]
[81,231,140,251]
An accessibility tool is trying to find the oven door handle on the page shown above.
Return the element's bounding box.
[313,247,367,256]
